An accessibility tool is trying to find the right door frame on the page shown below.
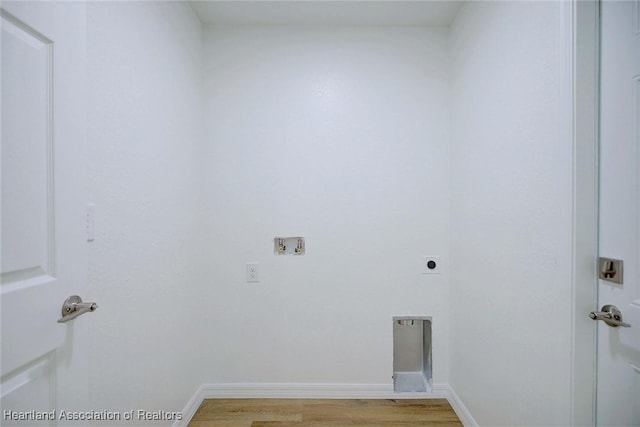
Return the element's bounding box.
[570,0,600,425]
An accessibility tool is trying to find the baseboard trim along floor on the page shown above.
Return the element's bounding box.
[174,383,478,427]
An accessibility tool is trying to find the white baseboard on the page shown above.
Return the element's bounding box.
[442,384,478,427]
[175,382,477,427]
[173,384,204,427]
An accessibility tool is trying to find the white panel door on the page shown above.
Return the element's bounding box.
[1,1,88,424]
[597,0,640,425]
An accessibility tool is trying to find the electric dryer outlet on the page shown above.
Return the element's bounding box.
[423,256,441,274]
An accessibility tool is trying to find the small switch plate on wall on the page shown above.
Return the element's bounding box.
[423,256,441,274]
[87,204,95,242]
[246,262,259,283]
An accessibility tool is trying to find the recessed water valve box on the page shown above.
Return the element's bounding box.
[274,237,305,255]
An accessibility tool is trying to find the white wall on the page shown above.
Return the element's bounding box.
[449,2,573,425]
[82,2,580,424]
[201,25,451,385]
[86,2,204,423]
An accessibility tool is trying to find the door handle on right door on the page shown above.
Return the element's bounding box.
[589,304,631,328]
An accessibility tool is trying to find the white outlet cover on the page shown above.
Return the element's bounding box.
[423,256,441,274]
[246,262,259,282]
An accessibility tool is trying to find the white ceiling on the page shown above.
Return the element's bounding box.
[190,1,463,27]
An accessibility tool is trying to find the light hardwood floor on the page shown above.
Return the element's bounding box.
[187,398,463,426]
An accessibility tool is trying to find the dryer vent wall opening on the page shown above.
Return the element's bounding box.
[393,316,432,393]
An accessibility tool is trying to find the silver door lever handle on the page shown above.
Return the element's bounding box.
[589,304,630,328]
[58,295,98,323]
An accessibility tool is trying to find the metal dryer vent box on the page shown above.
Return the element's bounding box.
[392,316,432,393]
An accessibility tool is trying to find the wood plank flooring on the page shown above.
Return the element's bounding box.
[188,398,463,426]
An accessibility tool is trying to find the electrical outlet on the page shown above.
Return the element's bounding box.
[423,256,441,274]
[246,262,259,283]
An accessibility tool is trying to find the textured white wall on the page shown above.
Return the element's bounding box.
[201,25,451,385]
[449,2,573,425]
[86,2,205,423]
[83,3,578,423]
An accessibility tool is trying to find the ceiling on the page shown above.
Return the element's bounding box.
[190,1,463,27]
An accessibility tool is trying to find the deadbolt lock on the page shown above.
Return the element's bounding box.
[599,257,623,284]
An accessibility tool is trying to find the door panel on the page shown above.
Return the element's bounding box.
[1,354,55,427]
[1,1,87,423]
[1,9,63,378]
[619,74,640,352]
[597,0,640,425]
[1,11,52,280]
